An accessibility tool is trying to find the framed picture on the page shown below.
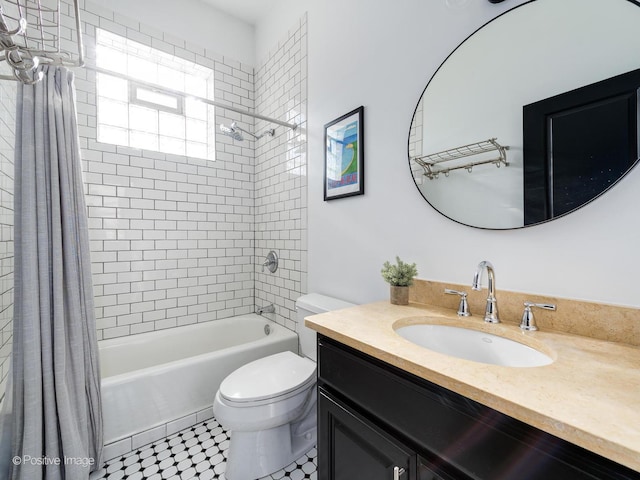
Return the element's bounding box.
[324,106,364,200]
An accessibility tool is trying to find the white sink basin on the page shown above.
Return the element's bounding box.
[395,324,553,367]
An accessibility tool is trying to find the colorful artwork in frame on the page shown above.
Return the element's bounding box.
[324,106,364,200]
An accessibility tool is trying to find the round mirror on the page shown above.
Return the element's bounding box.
[409,0,640,229]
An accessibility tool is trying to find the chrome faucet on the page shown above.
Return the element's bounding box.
[472,260,500,323]
[257,304,275,315]
[520,301,556,331]
[444,289,471,317]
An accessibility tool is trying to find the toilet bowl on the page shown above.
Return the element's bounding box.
[213,294,355,480]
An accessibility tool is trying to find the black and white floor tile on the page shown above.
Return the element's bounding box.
[91,418,317,480]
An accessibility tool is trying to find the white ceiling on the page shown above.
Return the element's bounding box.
[199,0,279,25]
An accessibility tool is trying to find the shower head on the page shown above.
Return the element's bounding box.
[219,122,244,141]
[219,121,275,142]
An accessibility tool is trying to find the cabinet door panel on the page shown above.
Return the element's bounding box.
[319,388,415,480]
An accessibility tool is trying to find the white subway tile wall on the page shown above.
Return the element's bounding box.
[0,78,16,400]
[78,3,254,340]
[409,96,424,184]
[409,96,424,159]
[254,16,308,332]
[75,3,308,339]
[0,0,309,373]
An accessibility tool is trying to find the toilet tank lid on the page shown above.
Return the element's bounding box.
[296,293,355,314]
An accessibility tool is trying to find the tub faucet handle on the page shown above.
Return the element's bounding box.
[520,301,556,331]
[262,250,278,273]
[444,289,471,317]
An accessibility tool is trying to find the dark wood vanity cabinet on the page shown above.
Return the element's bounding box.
[319,390,450,480]
[317,335,640,480]
[318,388,450,480]
[319,392,416,480]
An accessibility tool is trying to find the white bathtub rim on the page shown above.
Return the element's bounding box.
[101,330,297,386]
[100,316,297,385]
[99,313,277,349]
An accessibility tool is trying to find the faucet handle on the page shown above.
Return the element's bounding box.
[261,250,278,273]
[444,289,471,317]
[520,302,556,331]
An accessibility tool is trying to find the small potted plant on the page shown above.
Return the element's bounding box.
[381,256,418,305]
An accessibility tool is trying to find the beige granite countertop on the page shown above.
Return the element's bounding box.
[306,301,640,472]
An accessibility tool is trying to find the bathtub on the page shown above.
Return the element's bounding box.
[99,314,299,445]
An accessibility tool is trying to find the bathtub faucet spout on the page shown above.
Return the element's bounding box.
[257,304,275,315]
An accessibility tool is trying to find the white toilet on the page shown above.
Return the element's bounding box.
[213,293,354,480]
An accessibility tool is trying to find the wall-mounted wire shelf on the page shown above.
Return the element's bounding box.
[0,0,84,84]
[411,138,509,180]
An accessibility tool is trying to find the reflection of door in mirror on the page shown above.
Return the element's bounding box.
[523,68,640,225]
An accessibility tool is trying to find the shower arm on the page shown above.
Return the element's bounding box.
[90,66,298,131]
[234,123,275,140]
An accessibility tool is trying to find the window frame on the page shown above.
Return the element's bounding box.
[128,81,185,116]
[95,28,216,161]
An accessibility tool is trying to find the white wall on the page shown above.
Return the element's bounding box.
[100,0,256,66]
[258,0,640,310]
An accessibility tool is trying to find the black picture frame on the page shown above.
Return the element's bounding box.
[324,106,365,201]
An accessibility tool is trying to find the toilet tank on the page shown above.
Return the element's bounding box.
[296,293,355,361]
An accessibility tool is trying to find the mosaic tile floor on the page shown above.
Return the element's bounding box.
[91,417,317,480]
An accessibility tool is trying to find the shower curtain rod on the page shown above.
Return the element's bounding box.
[93,67,298,131]
[0,66,298,131]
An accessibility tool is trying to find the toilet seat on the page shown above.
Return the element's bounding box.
[219,351,316,406]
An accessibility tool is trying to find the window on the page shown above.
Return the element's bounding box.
[96,29,216,160]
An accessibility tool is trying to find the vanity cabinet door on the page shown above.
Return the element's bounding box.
[318,388,416,480]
